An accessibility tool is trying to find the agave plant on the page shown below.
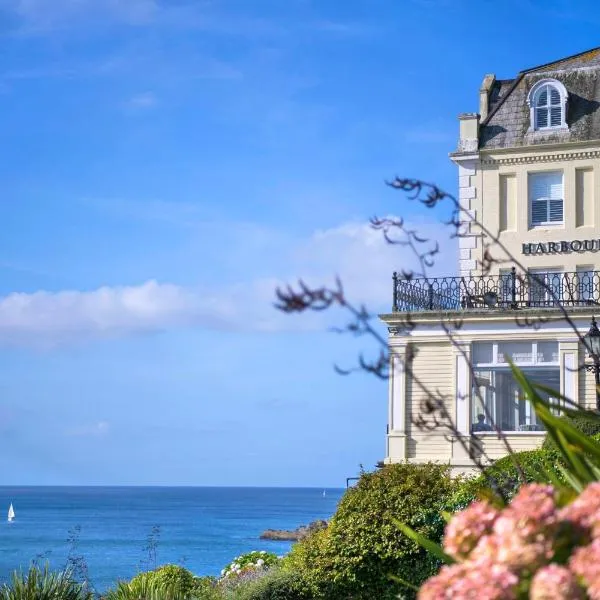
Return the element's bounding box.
[0,564,92,600]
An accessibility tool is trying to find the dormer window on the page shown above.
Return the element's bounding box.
[527,79,568,131]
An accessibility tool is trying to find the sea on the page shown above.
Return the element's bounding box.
[0,487,345,592]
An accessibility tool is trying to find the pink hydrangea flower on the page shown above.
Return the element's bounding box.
[467,485,558,573]
[559,481,600,542]
[570,538,600,599]
[418,561,518,600]
[530,564,584,599]
[493,484,558,542]
[443,500,499,561]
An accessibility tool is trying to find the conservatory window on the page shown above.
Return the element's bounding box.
[471,341,559,433]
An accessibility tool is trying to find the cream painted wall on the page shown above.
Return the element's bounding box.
[470,145,600,276]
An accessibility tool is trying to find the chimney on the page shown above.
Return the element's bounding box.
[479,73,496,121]
[457,113,480,153]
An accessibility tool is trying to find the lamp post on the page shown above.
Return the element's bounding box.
[584,316,600,411]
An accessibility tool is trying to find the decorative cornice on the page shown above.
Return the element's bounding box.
[482,149,600,166]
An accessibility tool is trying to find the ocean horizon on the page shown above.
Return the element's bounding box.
[0,486,345,592]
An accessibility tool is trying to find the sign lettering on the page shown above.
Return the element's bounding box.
[522,239,600,255]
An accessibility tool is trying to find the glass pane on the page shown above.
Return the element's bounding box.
[472,343,493,365]
[550,87,560,105]
[497,342,533,364]
[537,342,559,363]
[577,269,594,302]
[537,88,548,106]
[499,270,513,303]
[546,272,563,302]
[529,271,562,306]
[550,106,562,126]
[472,367,559,432]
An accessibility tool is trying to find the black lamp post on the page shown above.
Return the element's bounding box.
[584,316,600,411]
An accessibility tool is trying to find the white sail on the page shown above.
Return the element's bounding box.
[7,503,14,522]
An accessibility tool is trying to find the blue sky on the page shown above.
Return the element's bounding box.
[0,0,598,485]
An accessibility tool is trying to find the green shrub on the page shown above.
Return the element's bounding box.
[104,577,181,600]
[542,413,600,452]
[449,447,563,507]
[191,576,222,600]
[284,462,460,600]
[455,432,600,507]
[228,569,310,600]
[0,565,93,600]
[109,566,223,600]
[129,565,197,597]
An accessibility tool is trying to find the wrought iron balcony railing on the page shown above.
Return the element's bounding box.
[392,267,600,312]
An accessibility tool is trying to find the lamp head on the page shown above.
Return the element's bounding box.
[585,316,600,357]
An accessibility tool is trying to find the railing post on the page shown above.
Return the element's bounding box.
[392,272,398,311]
[428,283,434,310]
[510,266,517,309]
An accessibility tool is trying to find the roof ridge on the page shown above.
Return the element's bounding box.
[480,47,600,128]
[521,46,600,74]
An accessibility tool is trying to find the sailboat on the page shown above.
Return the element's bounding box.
[7,503,15,523]
[322,490,326,498]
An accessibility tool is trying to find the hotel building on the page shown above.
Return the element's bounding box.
[381,48,600,473]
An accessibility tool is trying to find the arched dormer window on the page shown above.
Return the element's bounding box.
[527,79,568,131]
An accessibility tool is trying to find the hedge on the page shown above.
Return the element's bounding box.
[284,462,461,600]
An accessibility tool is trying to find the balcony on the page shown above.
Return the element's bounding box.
[392,267,600,312]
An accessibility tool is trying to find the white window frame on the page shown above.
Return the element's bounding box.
[527,78,568,131]
[529,171,564,227]
[471,341,560,435]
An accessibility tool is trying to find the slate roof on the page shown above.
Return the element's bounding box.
[479,47,600,150]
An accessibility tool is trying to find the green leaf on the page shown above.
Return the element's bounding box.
[392,519,455,565]
[556,463,584,493]
[556,428,595,483]
[586,458,600,480]
[440,511,453,523]
[388,573,419,591]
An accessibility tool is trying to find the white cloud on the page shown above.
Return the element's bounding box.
[2,0,158,29]
[0,217,456,347]
[124,91,158,110]
[66,420,110,437]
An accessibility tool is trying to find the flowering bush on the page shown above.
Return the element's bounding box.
[417,482,600,599]
[220,551,279,582]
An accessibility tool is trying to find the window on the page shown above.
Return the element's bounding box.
[499,269,514,306]
[529,171,564,226]
[528,269,562,306]
[471,341,559,433]
[528,79,568,131]
[576,266,595,303]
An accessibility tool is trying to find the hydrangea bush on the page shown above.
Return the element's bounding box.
[220,551,279,582]
[418,481,600,598]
